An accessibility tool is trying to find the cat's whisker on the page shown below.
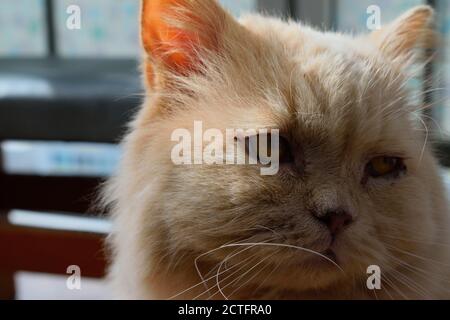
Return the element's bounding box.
[376,220,450,243]
[388,94,448,122]
[199,232,281,282]
[212,252,277,300]
[113,92,148,102]
[168,267,234,300]
[388,266,431,298]
[382,245,450,294]
[419,113,446,138]
[169,242,265,300]
[382,272,410,300]
[378,93,408,117]
[213,241,279,300]
[413,94,450,114]
[378,232,450,248]
[167,249,190,272]
[384,221,450,233]
[396,263,450,294]
[412,87,447,98]
[381,280,395,300]
[202,243,253,280]
[381,274,400,300]
[382,247,450,286]
[226,253,278,299]
[370,262,396,301]
[194,237,277,297]
[411,113,429,164]
[192,252,262,300]
[219,242,345,274]
[194,239,250,295]
[385,243,450,268]
[254,225,285,240]
[250,258,284,296]
[195,239,281,300]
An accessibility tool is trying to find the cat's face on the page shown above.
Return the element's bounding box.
[135,0,438,294]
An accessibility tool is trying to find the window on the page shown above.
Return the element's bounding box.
[220,0,258,16]
[435,0,450,136]
[53,0,140,58]
[0,0,47,57]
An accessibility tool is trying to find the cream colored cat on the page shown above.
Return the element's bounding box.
[104,0,450,299]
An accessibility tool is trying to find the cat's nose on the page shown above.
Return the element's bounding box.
[317,210,353,236]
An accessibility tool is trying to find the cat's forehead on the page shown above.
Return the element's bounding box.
[284,59,406,154]
[239,14,403,114]
[196,15,411,153]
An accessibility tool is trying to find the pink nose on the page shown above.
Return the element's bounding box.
[318,210,353,235]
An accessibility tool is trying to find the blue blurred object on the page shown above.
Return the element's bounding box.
[1,140,121,177]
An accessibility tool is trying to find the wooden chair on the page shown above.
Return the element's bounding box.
[0,174,107,299]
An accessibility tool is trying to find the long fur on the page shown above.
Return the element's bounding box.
[103,1,449,299]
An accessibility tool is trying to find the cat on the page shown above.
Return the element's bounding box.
[103,0,450,299]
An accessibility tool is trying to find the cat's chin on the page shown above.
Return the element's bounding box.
[267,247,351,291]
[246,261,347,296]
[240,250,348,294]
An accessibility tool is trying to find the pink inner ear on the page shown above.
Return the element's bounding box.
[141,0,219,76]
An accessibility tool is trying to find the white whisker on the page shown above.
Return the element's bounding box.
[219,242,345,274]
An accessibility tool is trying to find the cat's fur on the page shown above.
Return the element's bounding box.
[104,0,450,299]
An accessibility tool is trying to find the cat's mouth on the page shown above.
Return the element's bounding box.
[284,242,341,269]
[296,248,342,273]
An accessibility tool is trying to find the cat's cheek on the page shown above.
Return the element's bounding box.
[228,180,254,205]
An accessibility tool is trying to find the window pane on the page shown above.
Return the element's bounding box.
[220,0,258,16]
[435,0,450,136]
[0,0,47,57]
[53,0,140,58]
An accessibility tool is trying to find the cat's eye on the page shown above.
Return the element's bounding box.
[366,156,406,179]
[241,134,294,165]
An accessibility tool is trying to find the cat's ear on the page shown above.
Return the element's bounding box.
[141,0,233,83]
[369,5,435,63]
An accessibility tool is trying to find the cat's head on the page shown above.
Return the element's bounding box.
[134,0,438,295]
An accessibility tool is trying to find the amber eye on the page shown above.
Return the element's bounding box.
[366,156,406,178]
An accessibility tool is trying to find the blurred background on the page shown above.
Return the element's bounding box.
[0,0,449,300]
